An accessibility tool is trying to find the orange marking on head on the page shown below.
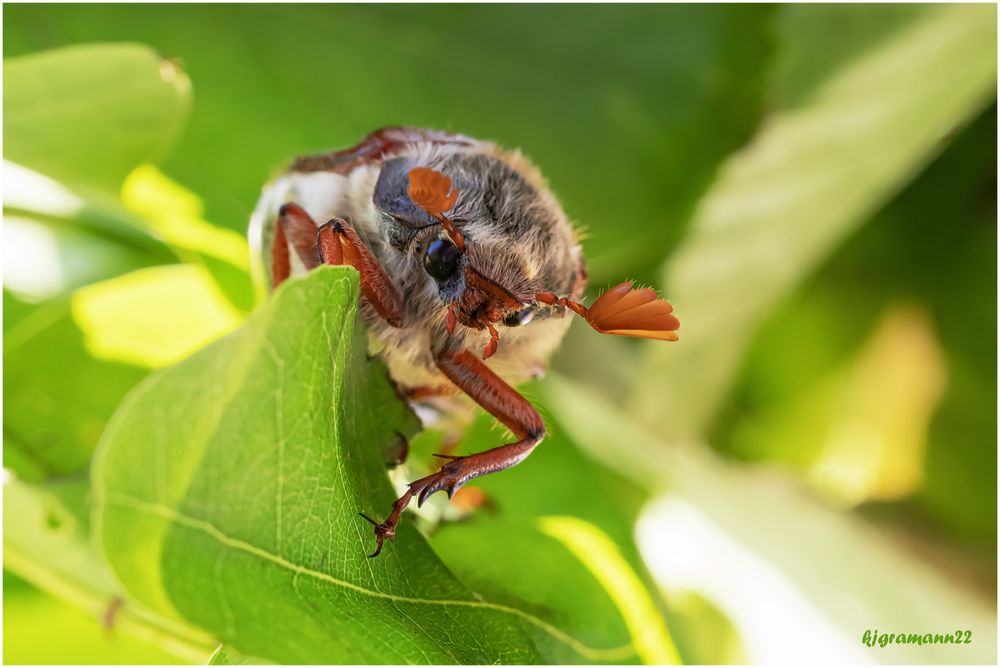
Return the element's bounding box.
[407,167,465,249]
[407,167,459,218]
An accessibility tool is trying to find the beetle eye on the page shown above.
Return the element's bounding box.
[424,238,462,282]
[503,307,534,328]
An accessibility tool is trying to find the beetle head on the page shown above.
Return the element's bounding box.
[373,153,584,358]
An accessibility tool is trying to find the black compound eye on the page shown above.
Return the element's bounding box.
[424,238,462,282]
[503,307,535,328]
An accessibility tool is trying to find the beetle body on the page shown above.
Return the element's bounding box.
[250,130,583,395]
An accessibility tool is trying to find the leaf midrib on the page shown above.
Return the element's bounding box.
[102,491,636,663]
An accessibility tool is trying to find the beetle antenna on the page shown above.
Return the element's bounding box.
[535,283,680,341]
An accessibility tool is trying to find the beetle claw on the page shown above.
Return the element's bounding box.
[361,455,474,557]
[411,456,467,507]
[359,511,396,558]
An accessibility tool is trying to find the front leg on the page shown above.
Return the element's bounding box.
[361,348,544,557]
[274,203,404,328]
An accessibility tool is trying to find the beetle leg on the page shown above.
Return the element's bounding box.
[412,348,544,504]
[361,348,544,557]
[273,203,322,287]
[317,218,405,328]
[272,221,291,287]
[275,204,404,327]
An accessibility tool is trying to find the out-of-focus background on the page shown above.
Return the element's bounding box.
[3,4,996,664]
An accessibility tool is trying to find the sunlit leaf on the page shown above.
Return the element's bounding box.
[538,516,678,664]
[208,645,269,665]
[72,265,245,369]
[805,304,945,504]
[120,165,257,311]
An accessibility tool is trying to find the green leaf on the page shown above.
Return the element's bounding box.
[432,515,679,665]
[93,266,646,663]
[439,409,647,550]
[4,43,190,196]
[627,3,997,438]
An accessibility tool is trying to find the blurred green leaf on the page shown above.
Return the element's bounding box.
[657,590,745,665]
[2,209,175,303]
[3,479,213,663]
[628,3,997,439]
[4,43,190,196]
[768,5,932,107]
[542,374,997,664]
[119,165,257,311]
[3,574,188,665]
[4,264,242,481]
[449,408,646,551]
[3,300,148,480]
[93,267,650,663]
[3,290,37,333]
[713,106,997,544]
